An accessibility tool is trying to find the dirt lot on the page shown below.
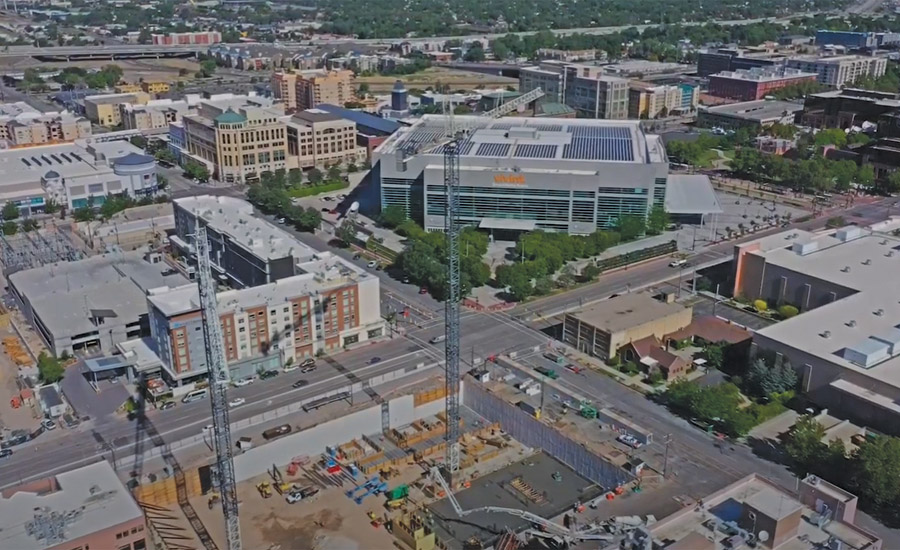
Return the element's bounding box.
[0,325,40,434]
[357,66,517,92]
[0,57,202,84]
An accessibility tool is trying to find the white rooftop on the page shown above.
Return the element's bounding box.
[754,227,900,388]
[0,139,147,189]
[148,251,371,317]
[175,195,317,263]
[665,174,723,215]
[0,461,143,550]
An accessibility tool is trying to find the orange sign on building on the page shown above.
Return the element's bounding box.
[493,174,526,185]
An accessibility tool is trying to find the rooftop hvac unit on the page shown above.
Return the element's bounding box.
[841,266,851,273]
[821,331,832,339]
[862,259,872,265]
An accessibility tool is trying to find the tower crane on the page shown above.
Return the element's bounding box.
[196,223,242,550]
[438,89,544,485]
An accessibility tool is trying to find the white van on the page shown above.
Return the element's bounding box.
[182,388,208,403]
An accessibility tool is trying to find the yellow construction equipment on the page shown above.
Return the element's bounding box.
[256,482,272,498]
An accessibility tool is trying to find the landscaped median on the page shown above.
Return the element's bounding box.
[287,180,349,198]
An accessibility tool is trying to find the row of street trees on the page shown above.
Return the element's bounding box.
[246,170,324,232]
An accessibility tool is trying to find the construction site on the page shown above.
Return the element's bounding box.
[119,105,663,550]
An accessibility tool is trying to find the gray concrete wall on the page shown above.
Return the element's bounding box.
[463,381,633,490]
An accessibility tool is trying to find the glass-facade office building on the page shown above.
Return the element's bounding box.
[375,116,668,235]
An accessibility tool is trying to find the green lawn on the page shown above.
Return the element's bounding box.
[287,181,349,198]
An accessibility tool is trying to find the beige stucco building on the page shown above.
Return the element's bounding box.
[84,92,151,127]
[286,109,365,169]
[0,112,91,147]
[562,293,693,360]
[273,69,356,111]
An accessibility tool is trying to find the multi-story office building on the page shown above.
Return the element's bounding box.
[628,84,699,119]
[376,116,671,234]
[698,100,804,131]
[141,81,171,94]
[801,88,900,128]
[272,70,299,111]
[815,29,878,49]
[181,98,289,184]
[0,110,91,148]
[696,48,783,77]
[84,92,151,127]
[708,67,819,101]
[518,61,629,119]
[0,140,160,214]
[122,100,191,132]
[158,195,383,384]
[285,109,366,169]
[152,30,221,45]
[273,69,356,111]
[295,69,356,111]
[786,55,888,88]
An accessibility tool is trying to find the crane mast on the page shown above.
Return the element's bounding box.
[195,223,242,550]
[443,137,462,480]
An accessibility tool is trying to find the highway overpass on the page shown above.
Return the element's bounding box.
[0,44,205,61]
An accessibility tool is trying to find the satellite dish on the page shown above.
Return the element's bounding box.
[758,531,770,543]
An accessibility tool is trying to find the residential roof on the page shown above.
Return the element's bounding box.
[173,195,317,263]
[701,99,803,122]
[567,293,690,333]
[665,174,723,215]
[148,251,372,317]
[0,462,143,550]
[316,103,401,135]
[666,315,752,344]
[39,385,63,407]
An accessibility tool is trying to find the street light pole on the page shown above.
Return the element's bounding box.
[663,434,672,478]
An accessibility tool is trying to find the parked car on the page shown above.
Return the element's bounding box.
[419,287,428,294]
[616,434,642,449]
[402,276,410,284]
[276,217,286,224]
[367,260,378,269]
[0,449,12,459]
[300,365,317,374]
[41,418,56,431]
[233,377,254,387]
[286,490,304,504]
[229,397,246,407]
[259,370,280,380]
[292,379,309,389]
[669,259,687,268]
[160,401,176,410]
[300,358,315,368]
[283,363,300,372]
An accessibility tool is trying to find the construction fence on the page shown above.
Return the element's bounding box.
[462,381,633,490]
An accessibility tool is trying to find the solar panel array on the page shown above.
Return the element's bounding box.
[515,144,558,159]
[475,142,512,157]
[488,120,521,130]
[563,125,634,161]
[533,124,563,132]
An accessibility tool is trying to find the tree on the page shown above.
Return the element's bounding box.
[37,352,64,383]
[130,135,148,149]
[137,27,152,44]
[784,415,826,469]
[73,207,95,222]
[379,205,407,228]
[885,170,900,195]
[854,437,900,507]
[857,165,875,191]
[814,128,847,149]
[463,44,485,62]
[2,221,17,235]
[615,214,646,241]
[326,165,342,182]
[581,263,601,281]
[704,342,725,370]
[43,198,60,214]
[335,222,356,247]
[826,216,846,228]
[2,201,19,220]
[357,82,370,96]
[778,304,799,318]
[183,161,210,182]
[507,268,533,302]
[20,218,38,232]
[745,357,797,397]
[155,148,177,165]
[288,169,303,187]
[647,205,669,235]
[308,168,324,184]
[199,59,217,78]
